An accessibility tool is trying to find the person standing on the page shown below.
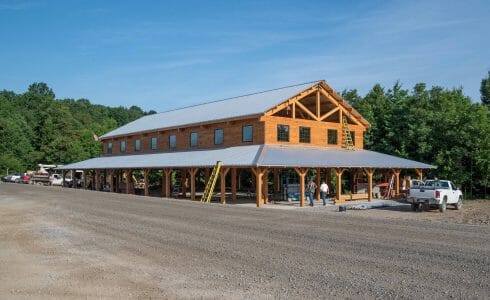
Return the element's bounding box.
[307,179,317,206]
[320,181,329,206]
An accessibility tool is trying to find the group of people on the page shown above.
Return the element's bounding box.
[306,179,329,207]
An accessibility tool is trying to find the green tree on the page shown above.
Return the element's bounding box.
[481,70,490,106]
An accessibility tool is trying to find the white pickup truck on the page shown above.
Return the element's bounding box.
[407,180,463,212]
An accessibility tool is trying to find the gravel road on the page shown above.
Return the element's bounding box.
[1,184,488,299]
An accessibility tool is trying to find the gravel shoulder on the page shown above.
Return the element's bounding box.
[0,184,489,299]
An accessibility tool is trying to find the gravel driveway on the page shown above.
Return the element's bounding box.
[0,184,488,299]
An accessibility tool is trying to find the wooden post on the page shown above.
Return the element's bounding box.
[294,168,308,207]
[181,169,187,198]
[220,167,230,204]
[316,168,321,201]
[83,171,88,189]
[164,169,172,198]
[393,169,401,196]
[189,168,198,201]
[72,170,77,189]
[316,88,321,118]
[144,169,149,196]
[252,167,263,208]
[263,169,269,204]
[325,168,331,195]
[237,170,242,191]
[95,170,100,191]
[126,169,132,194]
[109,170,115,192]
[364,168,375,202]
[416,169,423,181]
[334,168,345,204]
[115,170,119,193]
[231,168,237,201]
[62,170,67,188]
[274,169,280,193]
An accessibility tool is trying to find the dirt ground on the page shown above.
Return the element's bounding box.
[0,184,489,299]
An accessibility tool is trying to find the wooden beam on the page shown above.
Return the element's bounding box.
[320,89,364,126]
[144,169,149,196]
[231,168,237,201]
[292,102,296,119]
[189,168,199,201]
[294,168,308,207]
[392,169,401,195]
[72,170,77,189]
[262,169,269,204]
[220,167,230,204]
[316,89,321,118]
[265,87,317,116]
[319,107,340,121]
[416,168,423,181]
[316,168,321,201]
[164,169,172,198]
[254,167,263,208]
[126,169,132,194]
[274,169,280,193]
[295,100,319,121]
[95,170,100,191]
[334,168,346,204]
[62,170,67,188]
[364,168,375,202]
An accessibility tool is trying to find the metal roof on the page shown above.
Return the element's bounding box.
[101,82,316,139]
[58,145,436,170]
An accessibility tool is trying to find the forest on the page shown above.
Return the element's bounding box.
[1,74,489,198]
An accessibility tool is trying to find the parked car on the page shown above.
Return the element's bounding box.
[50,174,64,186]
[3,173,21,183]
[407,180,463,212]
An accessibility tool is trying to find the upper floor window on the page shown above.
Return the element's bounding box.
[151,137,157,150]
[299,127,311,143]
[134,139,141,151]
[190,132,198,147]
[214,128,224,145]
[277,124,289,142]
[120,140,126,153]
[107,142,113,154]
[350,131,356,146]
[242,125,253,142]
[328,129,338,145]
[169,135,177,149]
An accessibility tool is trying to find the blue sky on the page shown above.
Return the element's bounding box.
[1,0,489,111]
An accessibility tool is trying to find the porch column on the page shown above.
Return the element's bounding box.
[416,168,423,181]
[316,168,321,201]
[95,170,100,191]
[252,167,264,208]
[334,168,345,204]
[72,170,77,189]
[263,169,269,204]
[189,168,199,201]
[126,169,132,194]
[274,169,280,193]
[164,169,172,198]
[364,168,375,202]
[114,170,119,192]
[392,169,401,195]
[62,170,67,188]
[220,167,230,204]
[294,168,308,207]
[109,170,115,192]
[237,170,241,191]
[143,169,149,196]
[231,168,237,201]
[181,169,187,198]
[83,171,88,189]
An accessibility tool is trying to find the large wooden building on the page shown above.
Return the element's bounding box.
[59,81,435,207]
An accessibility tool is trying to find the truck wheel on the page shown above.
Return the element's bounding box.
[411,203,417,211]
[416,203,425,212]
[439,197,447,213]
[455,197,463,210]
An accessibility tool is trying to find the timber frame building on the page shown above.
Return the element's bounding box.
[59,80,435,207]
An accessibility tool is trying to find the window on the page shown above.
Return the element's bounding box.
[277,124,289,142]
[120,140,126,153]
[134,139,141,151]
[242,125,253,142]
[107,142,113,154]
[299,127,311,143]
[328,129,338,145]
[214,128,224,145]
[190,132,198,147]
[350,131,355,146]
[151,137,157,150]
[169,135,176,149]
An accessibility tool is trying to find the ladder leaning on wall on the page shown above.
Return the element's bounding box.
[201,161,222,203]
[342,116,355,150]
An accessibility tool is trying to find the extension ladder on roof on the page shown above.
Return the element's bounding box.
[201,161,222,203]
[342,116,355,150]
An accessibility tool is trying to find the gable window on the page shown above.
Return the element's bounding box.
[350,131,356,146]
[107,142,113,154]
[134,139,141,151]
[169,135,176,149]
[242,125,253,142]
[328,129,338,145]
[151,137,157,150]
[277,124,289,142]
[120,140,126,153]
[299,127,311,143]
[190,132,198,147]
[214,128,224,145]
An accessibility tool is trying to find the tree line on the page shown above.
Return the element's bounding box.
[1,74,489,198]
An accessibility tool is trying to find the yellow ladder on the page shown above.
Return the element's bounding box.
[342,116,355,150]
[201,161,222,203]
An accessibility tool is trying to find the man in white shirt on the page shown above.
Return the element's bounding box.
[320,181,329,206]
